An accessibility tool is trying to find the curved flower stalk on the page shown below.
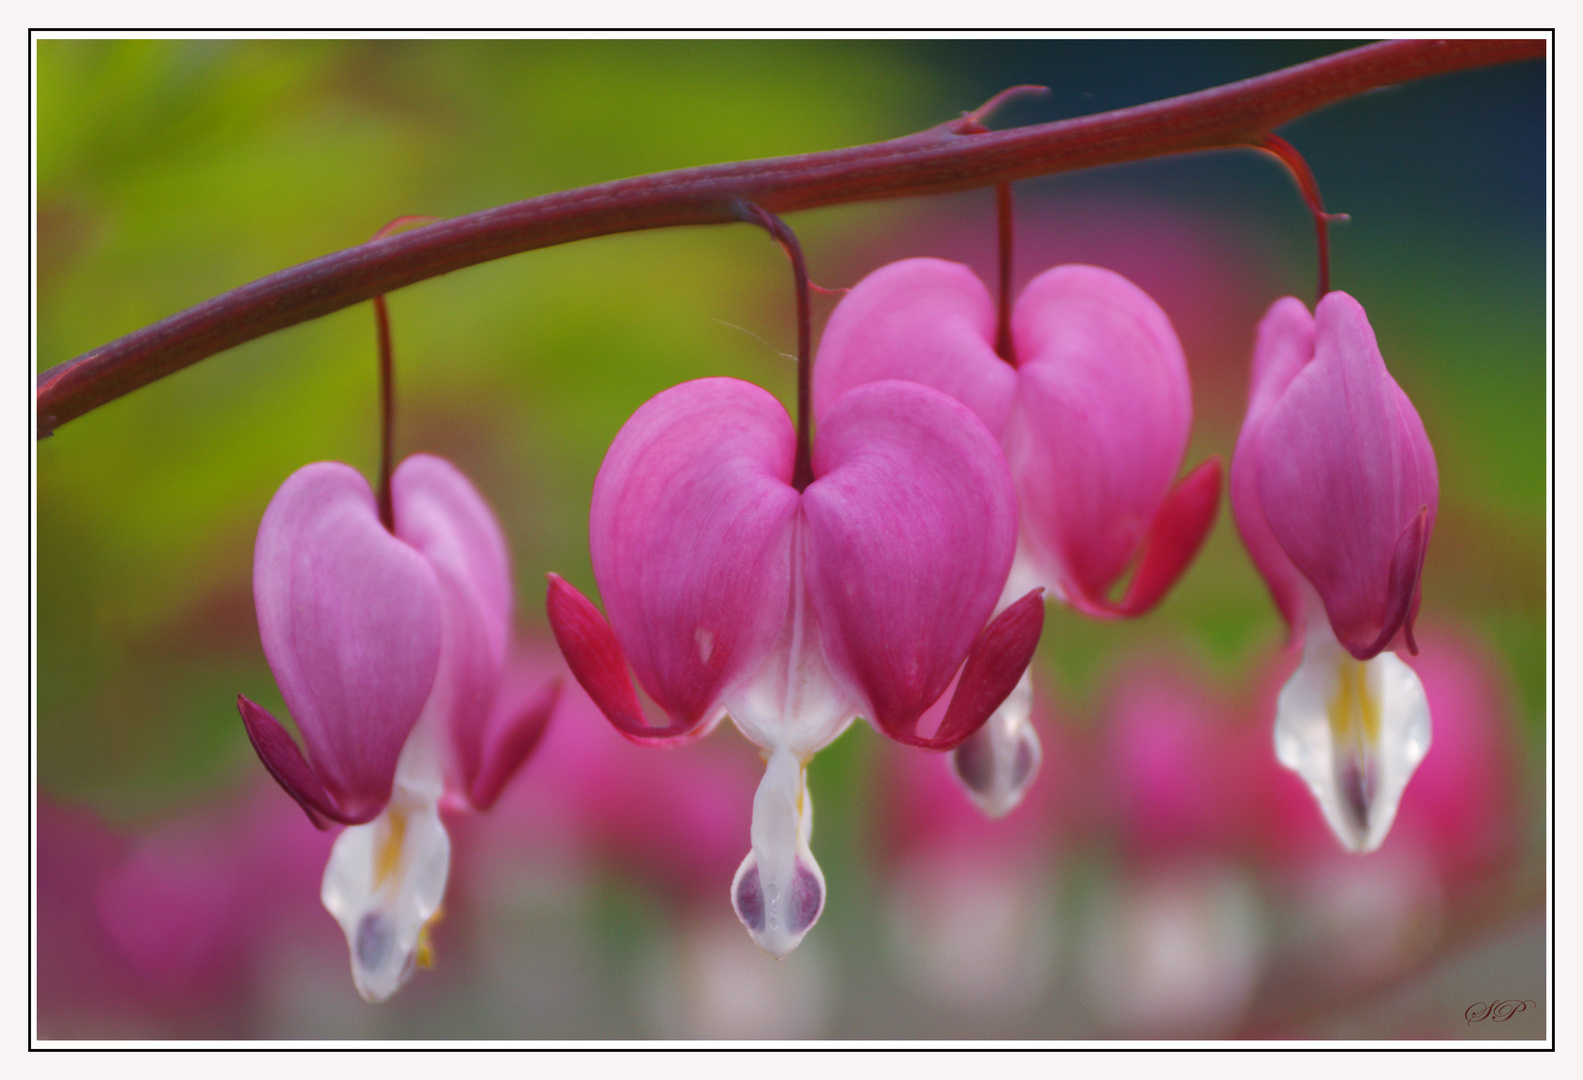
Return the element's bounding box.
[1231,292,1438,853]
[238,453,556,1001]
[547,376,1044,957]
[813,258,1220,815]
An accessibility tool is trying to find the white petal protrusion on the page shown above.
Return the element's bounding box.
[1274,622,1431,853]
[950,668,1041,818]
[321,710,451,1003]
[731,746,825,958]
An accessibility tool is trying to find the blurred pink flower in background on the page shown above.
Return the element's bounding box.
[37,787,339,1038]
[1077,658,1271,1036]
[871,679,1082,1021]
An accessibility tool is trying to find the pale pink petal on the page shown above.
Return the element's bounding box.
[589,378,801,729]
[465,675,559,812]
[813,257,1018,437]
[1253,292,1438,658]
[252,462,442,818]
[391,454,514,793]
[803,380,1017,738]
[1006,265,1194,607]
[1230,297,1315,640]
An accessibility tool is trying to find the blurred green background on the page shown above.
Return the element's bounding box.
[35,39,1546,1040]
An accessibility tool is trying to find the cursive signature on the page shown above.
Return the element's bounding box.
[1465,999,1537,1024]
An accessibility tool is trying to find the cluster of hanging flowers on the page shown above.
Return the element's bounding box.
[232,114,1440,994]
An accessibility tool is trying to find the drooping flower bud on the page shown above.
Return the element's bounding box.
[1231,292,1439,852]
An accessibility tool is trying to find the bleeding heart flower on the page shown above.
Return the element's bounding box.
[1230,292,1438,853]
[813,258,1220,815]
[548,376,1043,957]
[238,453,555,1001]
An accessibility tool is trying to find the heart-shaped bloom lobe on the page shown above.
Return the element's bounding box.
[550,376,1039,954]
[812,258,1018,437]
[814,258,1220,624]
[1238,292,1438,660]
[245,462,443,825]
[1005,265,1209,615]
[587,377,801,742]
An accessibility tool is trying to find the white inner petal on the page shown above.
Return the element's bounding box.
[320,707,451,1003]
[727,514,856,757]
[1274,620,1432,853]
[950,668,1042,818]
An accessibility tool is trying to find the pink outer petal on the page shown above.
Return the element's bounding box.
[465,675,559,811]
[912,588,1045,751]
[1230,297,1315,641]
[589,377,801,729]
[252,462,442,816]
[812,258,1018,437]
[547,573,681,743]
[1066,456,1222,619]
[237,696,342,827]
[390,454,514,795]
[1253,291,1438,658]
[1006,265,1193,605]
[804,380,1017,736]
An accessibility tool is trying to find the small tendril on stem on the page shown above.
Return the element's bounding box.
[736,202,814,493]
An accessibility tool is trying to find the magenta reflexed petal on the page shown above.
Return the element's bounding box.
[252,462,441,809]
[1231,299,1315,640]
[812,258,1017,436]
[1006,265,1192,603]
[237,696,369,828]
[804,380,1017,734]
[546,573,706,745]
[1352,506,1430,660]
[391,455,515,792]
[906,589,1045,750]
[590,378,799,728]
[465,676,560,811]
[1067,457,1222,618]
[1255,292,1434,657]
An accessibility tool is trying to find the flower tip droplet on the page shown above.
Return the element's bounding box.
[733,747,826,957]
[731,851,825,959]
[950,669,1041,818]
